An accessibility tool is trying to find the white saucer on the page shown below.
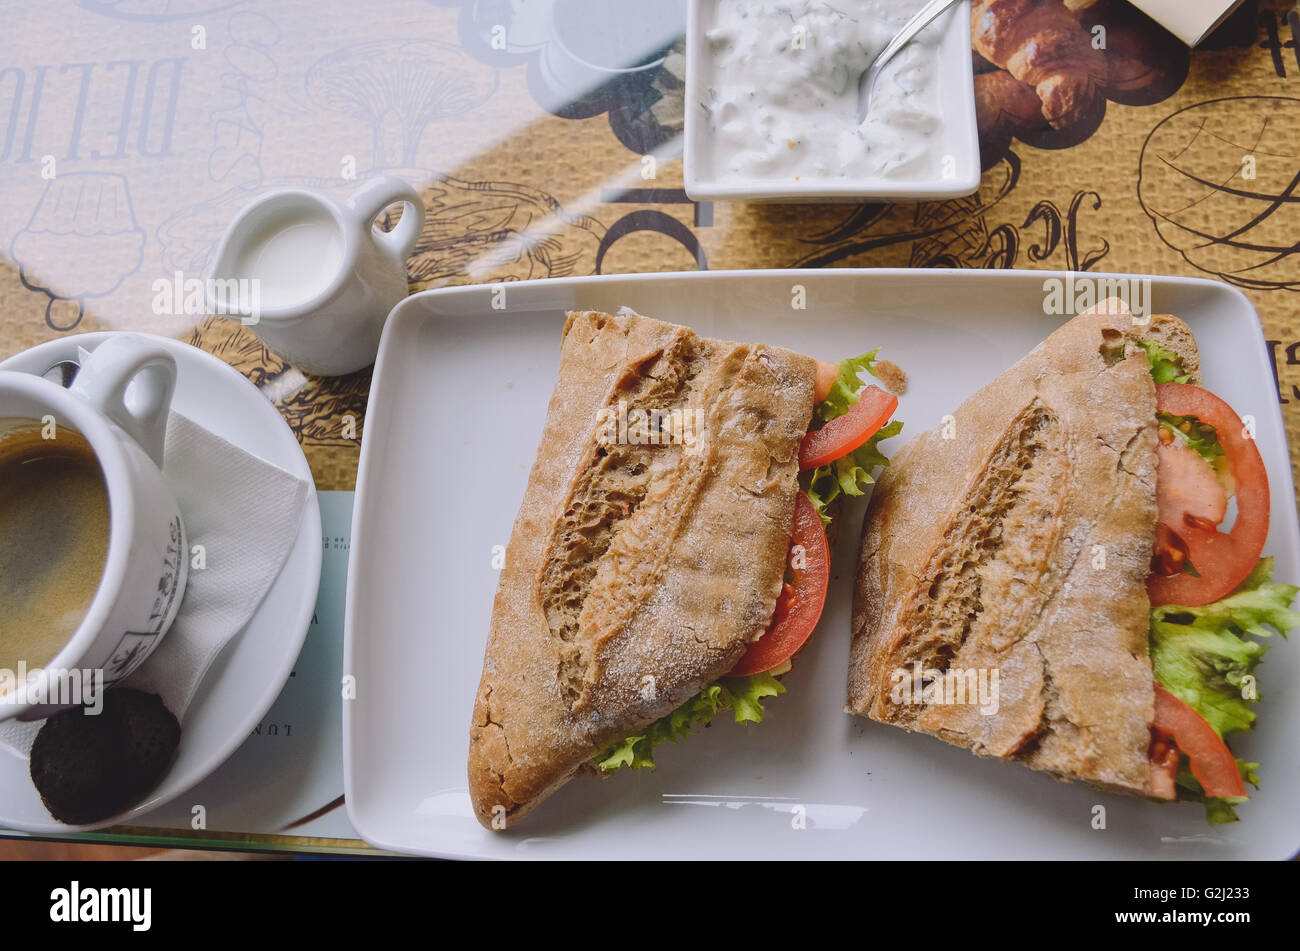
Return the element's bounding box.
[0,332,321,834]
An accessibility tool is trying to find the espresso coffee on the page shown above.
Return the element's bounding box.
[0,421,110,681]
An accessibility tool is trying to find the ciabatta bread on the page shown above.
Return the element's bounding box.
[849,302,1191,798]
[469,310,817,828]
[1144,313,1202,385]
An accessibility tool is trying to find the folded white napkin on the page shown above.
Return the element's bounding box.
[0,410,310,757]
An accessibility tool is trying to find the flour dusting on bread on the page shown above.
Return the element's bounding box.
[849,304,1183,799]
[469,310,817,828]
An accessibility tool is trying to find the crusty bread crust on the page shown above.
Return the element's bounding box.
[469,311,816,828]
[850,302,1192,799]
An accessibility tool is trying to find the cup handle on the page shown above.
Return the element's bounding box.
[69,334,177,468]
[346,175,425,262]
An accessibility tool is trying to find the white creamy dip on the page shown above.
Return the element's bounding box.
[702,0,944,183]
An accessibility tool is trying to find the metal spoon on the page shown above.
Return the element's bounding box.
[41,348,94,388]
[41,359,81,388]
[856,0,966,124]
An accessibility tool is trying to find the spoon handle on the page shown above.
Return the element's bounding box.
[857,0,965,123]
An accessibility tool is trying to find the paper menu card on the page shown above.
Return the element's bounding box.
[129,491,360,846]
[1127,0,1249,46]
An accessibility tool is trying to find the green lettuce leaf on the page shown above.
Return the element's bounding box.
[592,672,786,774]
[1139,338,1192,384]
[804,419,903,527]
[1149,620,1269,738]
[1150,558,1298,740]
[1237,559,1275,592]
[1157,411,1223,461]
[728,672,784,723]
[1174,760,1259,825]
[816,350,880,422]
[1150,558,1298,824]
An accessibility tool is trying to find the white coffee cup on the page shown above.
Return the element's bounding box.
[206,175,425,376]
[0,334,189,721]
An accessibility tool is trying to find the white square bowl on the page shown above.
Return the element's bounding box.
[684,0,981,202]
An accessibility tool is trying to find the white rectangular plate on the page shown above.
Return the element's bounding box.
[344,269,1300,860]
[684,0,980,202]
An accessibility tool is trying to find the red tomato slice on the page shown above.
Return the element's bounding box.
[1147,727,1180,801]
[729,492,830,677]
[799,385,898,470]
[1151,522,1191,578]
[813,361,839,404]
[1155,437,1227,529]
[1152,683,1246,799]
[1148,383,1269,607]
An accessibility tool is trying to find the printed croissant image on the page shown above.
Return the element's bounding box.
[972,0,1107,129]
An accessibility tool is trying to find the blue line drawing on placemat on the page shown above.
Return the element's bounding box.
[305,39,498,170]
[11,172,146,330]
[78,0,247,23]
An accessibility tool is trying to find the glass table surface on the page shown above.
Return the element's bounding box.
[1,0,1298,852]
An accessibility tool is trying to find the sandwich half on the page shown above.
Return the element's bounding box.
[470,309,901,828]
[849,302,1297,821]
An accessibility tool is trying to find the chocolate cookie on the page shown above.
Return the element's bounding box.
[30,688,180,825]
